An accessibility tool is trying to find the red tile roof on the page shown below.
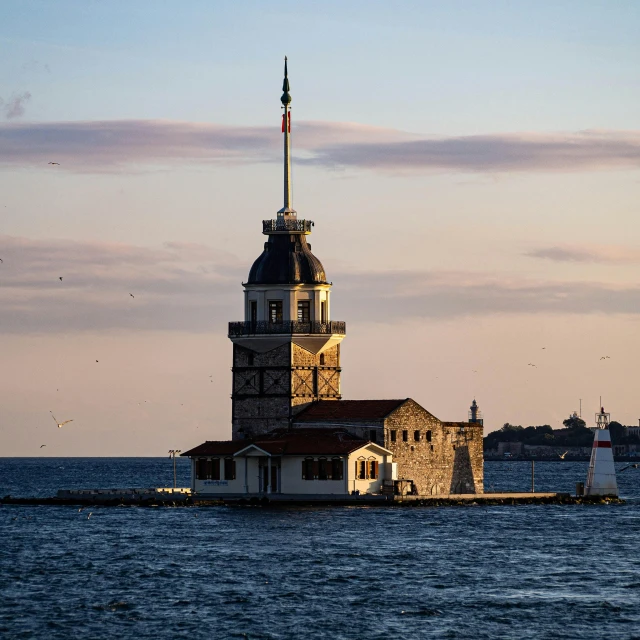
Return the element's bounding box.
[181,440,244,457]
[294,399,409,422]
[182,428,373,457]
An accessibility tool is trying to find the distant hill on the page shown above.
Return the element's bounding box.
[484,419,639,452]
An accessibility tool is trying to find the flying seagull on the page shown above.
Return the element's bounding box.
[129,293,134,298]
[40,444,46,448]
[527,363,537,367]
[0,258,3,263]
[95,360,99,363]
[48,162,60,165]
[87,512,92,520]
[59,277,63,281]
[50,411,73,428]
[559,451,568,460]
[600,356,611,360]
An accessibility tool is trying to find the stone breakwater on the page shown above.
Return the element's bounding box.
[0,491,624,507]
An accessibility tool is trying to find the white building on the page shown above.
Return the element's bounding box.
[182,428,395,499]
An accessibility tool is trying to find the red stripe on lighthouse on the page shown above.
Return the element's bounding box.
[594,441,611,448]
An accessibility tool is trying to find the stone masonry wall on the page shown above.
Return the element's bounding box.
[232,343,341,440]
[384,400,484,495]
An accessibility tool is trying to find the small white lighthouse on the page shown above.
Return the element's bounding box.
[585,406,618,497]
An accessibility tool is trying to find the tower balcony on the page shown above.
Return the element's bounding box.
[229,320,346,337]
[263,218,314,235]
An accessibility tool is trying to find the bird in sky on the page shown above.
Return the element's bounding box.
[50,411,73,428]
[87,512,92,520]
[0,258,3,263]
[95,360,99,363]
[559,451,568,460]
[129,293,134,298]
[48,162,59,165]
[600,356,610,360]
[78,507,84,512]
[527,363,537,367]
[541,347,546,349]
[40,444,46,448]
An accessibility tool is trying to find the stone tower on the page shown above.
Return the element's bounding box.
[228,59,346,440]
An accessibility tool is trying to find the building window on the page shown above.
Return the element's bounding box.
[318,458,328,480]
[430,445,434,452]
[211,458,220,480]
[402,430,408,442]
[369,460,379,479]
[250,300,257,323]
[426,430,432,443]
[331,458,343,480]
[414,430,420,442]
[369,429,377,443]
[390,430,397,443]
[319,353,325,366]
[302,457,314,480]
[224,457,236,480]
[268,300,283,324]
[196,459,207,479]
[247,353,254,366]
[357,459,367,480]
[321,300,327,323]
[297,300,310,323]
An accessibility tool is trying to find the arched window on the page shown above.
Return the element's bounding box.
[331,458,343,480]
[223,457,236,480]
[248,353,254,366]
[318,457,328,480]
[302,457,315,480]
[319,353,325,366]
[356,457,367,480]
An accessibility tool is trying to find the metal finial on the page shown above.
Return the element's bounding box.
[281,56,291,105]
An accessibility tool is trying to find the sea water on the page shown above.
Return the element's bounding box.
[1,459,639,639]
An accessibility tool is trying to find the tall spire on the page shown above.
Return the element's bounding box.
[278,56,295,216]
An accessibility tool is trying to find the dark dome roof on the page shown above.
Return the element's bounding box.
[247,234,327,285]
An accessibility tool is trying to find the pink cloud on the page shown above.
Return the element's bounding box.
[527,244,640,264]
[0,119,638,174]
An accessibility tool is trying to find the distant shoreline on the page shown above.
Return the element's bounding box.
[484,456,639,462]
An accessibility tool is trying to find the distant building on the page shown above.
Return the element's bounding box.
[182,61,484,498]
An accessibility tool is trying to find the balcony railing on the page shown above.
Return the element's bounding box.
[229,320,346,337]
[262,218,314,234]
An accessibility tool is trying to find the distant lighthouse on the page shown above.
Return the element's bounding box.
[468,399,483,426]
[585,406,618,497]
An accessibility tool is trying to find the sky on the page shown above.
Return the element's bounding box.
[0,0,639,456]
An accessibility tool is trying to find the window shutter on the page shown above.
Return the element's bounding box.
[302,460,306,480]
[212,458,220,480]
[231,460,236,480]
[355,460,359,478]
[373,461,379,479]
[312,459,319,479]
[205,459,213,479]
